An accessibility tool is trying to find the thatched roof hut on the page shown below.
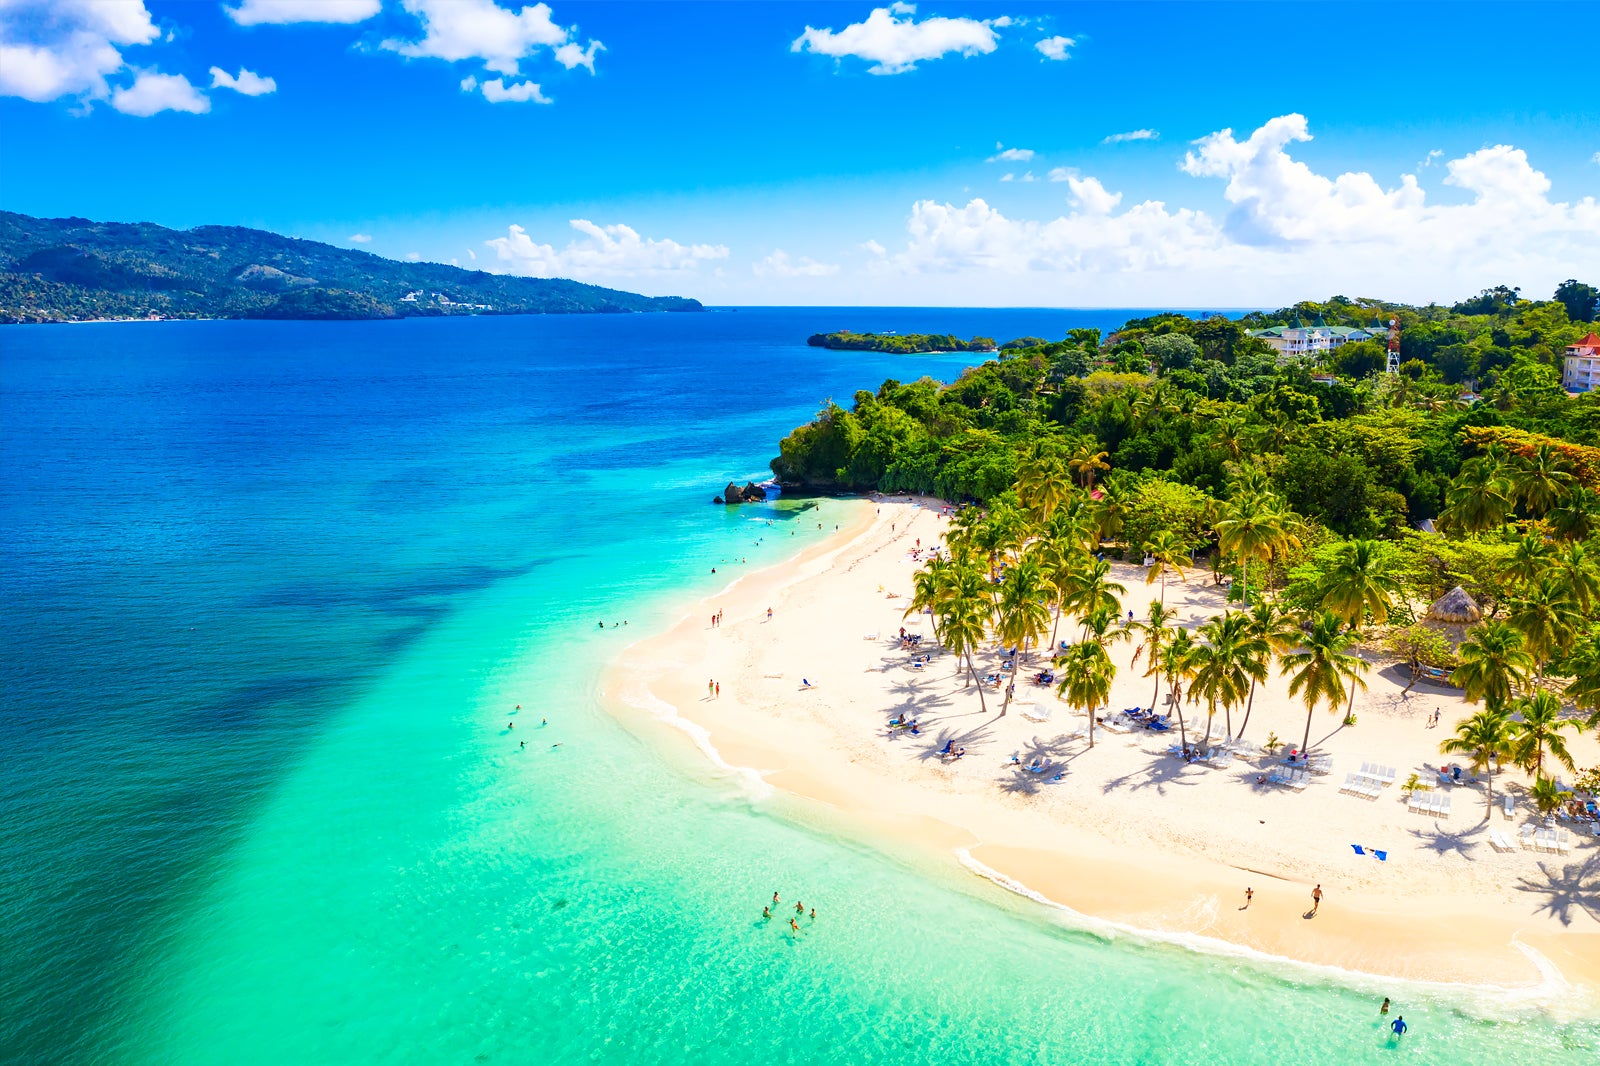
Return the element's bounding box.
[1427,586,1482,625]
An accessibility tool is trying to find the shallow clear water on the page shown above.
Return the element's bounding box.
[3,310,1594,1065]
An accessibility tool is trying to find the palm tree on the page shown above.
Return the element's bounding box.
[938,566,995,714]
[1501,532,1555,586]
[1505,574,1582,669]
[1130,601,1177,714]
[1068,445,1110,490]
[1189,611,1269,748]
[995,560,1053,716]
[1317,539,1400,631]
[1159,628,1199,751]
[1452,620,1535,712]
[1529,775,1574,817]
[1552,542,1600,613]
[1511,443,1576,515]
[1440,456,1513,533]
[1439,709,1514,822]
[1281,610,1368,757]
[1236,600,1298,739]
[1564,633,1600,731]
[1092,481,1130,545]
[1142,529,1190,606]
[1056,641,1114,748]
[1506,689,1581,780]
[904,556,952,642]
[1547,487,1600,541]
[1214,491,1299,608]
[1061,556,1126,640]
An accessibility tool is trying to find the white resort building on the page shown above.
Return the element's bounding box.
[1562,332,1600,393]
[1250,317,1380,361]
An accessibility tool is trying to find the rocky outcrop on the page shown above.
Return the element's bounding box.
[717,481,770,504]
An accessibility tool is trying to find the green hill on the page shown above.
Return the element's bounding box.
[0,212,704,323]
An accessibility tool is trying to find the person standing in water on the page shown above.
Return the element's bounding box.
[1390,1016,1406,1039]
[789,918,800,932]
[1380,997,1390,1015]
[762,906,771,920]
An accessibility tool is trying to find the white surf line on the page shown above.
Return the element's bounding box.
[955,847,1596,1023]
[616,681,774,802]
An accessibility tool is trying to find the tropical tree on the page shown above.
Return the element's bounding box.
[1056,641,1114,748]
[938,565,995,714]
[1564,633,1600,730]
[1548,488,1600,541]
[1068,445,1110,490]
[1439,708,1514,822]
[1440,456,1513,533]
[1061,556,1127,640]
[1317,539,1400,631]
[1506,689,1581,780]
[1552,542,1600,613]
[1501,532,1555,585]
[904,556,952,642]
[1159,628,1199,751]
[1015,452,1073,524]
[1529,774,1574,817]
[1281,610,1369,756]
[1215,491,1300,608]
[1129,600,1177,714]
[1092,481,1130,544]
[1451,620,1535,711]
[1189,611,1269,747]
[1236,600,1299,739]
[1505,574,1582,669]
[995,559,1053,716]
[1142,529,1190,606]
[1510,443,1576,515]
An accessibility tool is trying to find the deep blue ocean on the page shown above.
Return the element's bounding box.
[3,309,1593,1065]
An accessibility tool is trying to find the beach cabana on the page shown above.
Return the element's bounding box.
[1426,586,1481,625]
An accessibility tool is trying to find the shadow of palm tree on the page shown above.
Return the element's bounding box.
[916,723,996,763]
[1406,820,1487,860]
[1101,753,1203,795]
[1513,853,1599,927]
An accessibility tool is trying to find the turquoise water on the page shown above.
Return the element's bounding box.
[3,311,1594,1065]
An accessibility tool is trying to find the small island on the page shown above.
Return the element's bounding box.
[808,330,998,354]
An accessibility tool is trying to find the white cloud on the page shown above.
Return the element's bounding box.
[859,114,1600,306]
[1065,175,1121,214]
[1018,171,1036,183]
[756,250,840,277]
[554,38,602,73]
[1035,35,1073,61]
[111,70,209,116]
[1046,167,1074,182]
[1417,147,1443,168]
[405,252,422,262]
[349,233,372,243]
[791,5,1004,75]
[862,239,887,256]
[459,74,477,91]
[209,66,276,96]
[466,247,476,260]
[225,0,380,25]
[0,0,159,104]
[382,0,597,79]
[1593,151,1600,166]
[486,221,730,279]
[1102,128,1157,144]
[988,144,1034,162]
[480,77,549,103]
[999,173,1014,183]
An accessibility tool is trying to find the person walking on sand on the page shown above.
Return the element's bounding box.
[1311,884,1323,915]
[708,680,715,698]
[1390,1015,1406,1039]
[1244,887,1253,908]
[715,681,720,697]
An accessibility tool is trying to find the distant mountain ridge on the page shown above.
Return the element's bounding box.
[0,212,703,323]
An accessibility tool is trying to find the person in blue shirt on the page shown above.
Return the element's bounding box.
[1391,1015,1407,1038]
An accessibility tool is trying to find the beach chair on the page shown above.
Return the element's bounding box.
[1341,773,1358,795]
[1488,829,1513,853]
[1519,825,1537,850]
[1351,844,1366,856]
[1373,850,1387,861]
[1556,829,1571,855]
[1380,766,1396,787]
[1439,794,1451,818]
[1502,794,1515,820]
[1017,703,1051,723]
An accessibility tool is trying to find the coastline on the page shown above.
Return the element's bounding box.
[603,496,1600,1012]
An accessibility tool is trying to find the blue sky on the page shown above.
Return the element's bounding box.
[2,1,1597,306]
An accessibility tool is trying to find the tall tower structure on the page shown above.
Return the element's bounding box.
[1386,317,1401,374]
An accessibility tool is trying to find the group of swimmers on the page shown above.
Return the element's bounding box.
[762,891,817,932]
[507,705,555,749]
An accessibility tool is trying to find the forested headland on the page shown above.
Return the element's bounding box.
[0,212,704,323]
[773,284,1600,801]
[808,330,998,354]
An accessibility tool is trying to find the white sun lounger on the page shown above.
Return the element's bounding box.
[1502,794,1515,819]
[1487,829,1513,853]
[1017,703,1051,722]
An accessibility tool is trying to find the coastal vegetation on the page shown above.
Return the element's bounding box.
[778,286,1600,811]
[0,212,703,323]
[808,330,997,354]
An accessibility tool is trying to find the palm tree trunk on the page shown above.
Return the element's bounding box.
[1202,699,1216,753]
[1238,678,1257,739]
[1087,706,1095,749]
[1150,667,1161,715]
[1224,700,1234,741]
[1240,559,1248,609]
[967,654,988,714]
[1174,688,1188,751]
[1050,604,1062,653]
[1484,760,1494,823]
[1301,703,1315,759]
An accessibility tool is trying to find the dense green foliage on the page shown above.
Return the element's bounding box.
[0,212,703,323]
[807,331,997,353]
[809,286,1600,802]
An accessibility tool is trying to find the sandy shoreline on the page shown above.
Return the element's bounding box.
[603,497,1600,1009]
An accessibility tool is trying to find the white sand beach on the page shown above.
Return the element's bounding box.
[606,497,1600,994]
